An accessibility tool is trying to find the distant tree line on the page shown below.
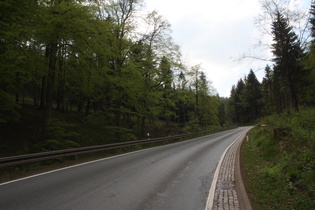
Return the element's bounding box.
[0,0,224,140]
[227,1,315,125]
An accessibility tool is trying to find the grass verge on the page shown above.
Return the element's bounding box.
[241,108,315,209]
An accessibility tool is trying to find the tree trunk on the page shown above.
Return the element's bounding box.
[140,116,146,137]
[288,77,299,111]
[115,98,121,141]
[85,97,90,116]
[43,43,58,138]
[39,76,46,110]
[15,72,21,103]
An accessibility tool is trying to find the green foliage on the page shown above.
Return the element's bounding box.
[83,111,137,143]
[261,164,282,181]
[242,108,315,209]
[0,0,222,155]
[47,118,78,140]
[34,118,80,152]
[85,112,111,129]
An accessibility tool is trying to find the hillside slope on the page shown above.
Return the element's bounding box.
[241,108,315,209]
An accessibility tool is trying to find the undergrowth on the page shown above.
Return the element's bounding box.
[242,108,315,209]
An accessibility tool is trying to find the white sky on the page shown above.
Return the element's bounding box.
[143,0,311,97]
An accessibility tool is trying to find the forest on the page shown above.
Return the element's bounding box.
[2,0,315,157]
[226,1,315,125]
[0,0,225,156]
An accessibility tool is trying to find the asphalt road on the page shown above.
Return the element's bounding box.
[0,127,249,210]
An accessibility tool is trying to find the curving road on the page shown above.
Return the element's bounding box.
[0,127,249,210]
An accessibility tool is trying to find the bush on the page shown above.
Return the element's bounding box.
[35,118,80,152]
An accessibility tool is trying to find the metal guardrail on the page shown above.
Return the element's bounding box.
[0,128,235,168]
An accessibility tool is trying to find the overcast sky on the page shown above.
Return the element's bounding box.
[144,0,311,97]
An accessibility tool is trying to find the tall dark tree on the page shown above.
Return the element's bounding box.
[218,97,226,126]
[159,56,174,126]
[227,85,237,124]
[197,71,219,129]
[301,1,315,106]
[235,79,246,123]
[227,70,263,124]
[271,11,304,111]
[261,65,275,115]
[243,70,262,122]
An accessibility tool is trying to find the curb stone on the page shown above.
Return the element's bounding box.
[206,128,252,210]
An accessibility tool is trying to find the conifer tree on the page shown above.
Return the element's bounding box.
[243,70,262,122]
[302,1,315,105]
[261,65,275,115]
[271,11,303,111]
[227,86,237,124]
[235,79,246,123]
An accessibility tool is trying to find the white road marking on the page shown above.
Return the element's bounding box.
[0,146,158,186]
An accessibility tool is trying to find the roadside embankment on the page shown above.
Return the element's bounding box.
[241,108,315,209]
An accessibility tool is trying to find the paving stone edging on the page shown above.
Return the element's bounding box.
[206,128,252,210]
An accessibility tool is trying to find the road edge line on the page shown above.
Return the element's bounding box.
[0,131,220,186]
[0,146,159,186]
